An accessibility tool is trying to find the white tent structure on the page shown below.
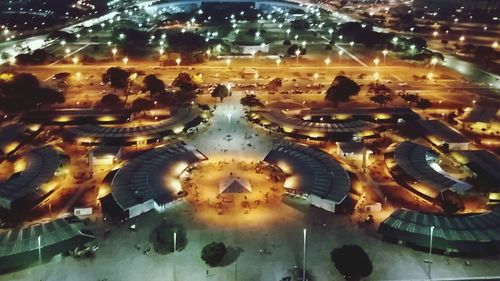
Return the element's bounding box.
[219,177,252,194]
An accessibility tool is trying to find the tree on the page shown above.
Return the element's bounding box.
[167,32,207,55]
[330,245,372,281]
[102,67,131,103]
[290,19,310,30]
[240,94,263,111]
[102,67,130,92]
[15,49,53,65]
[150,222,187,254]
[201,242,227,267]
[131,97,154,113]
[287,44,306,56]
[143,74,165,96]
[211,84,230,102]
[267,78,283,90]
[172,72,200,92]
[370,94,393,107]
[100,93,122,109]
[416,98,432,111]
[0,73,64,112]
[325,76,361,107]
[399,92,420,106]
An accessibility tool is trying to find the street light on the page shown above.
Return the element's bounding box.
[301,41,307,48]
[424,226,435,276]
[430,57,438,73]
[275,58,281,67]
[111,48,117,62]
[225,58,231,67]
[123,57,128,65]
[173,232,177,252]
[382,49,388,65]
[324,57,331,66]
[349,41,354,47]
[313,73,319,82]
[295,49,301,64]
[373,57,380,67]
[303,228,307,281]
[459,36,465,44]
[72,56,79,65]
[65,48,71,56]
[338,50,343,65]
[159,49,164,56]
[175,57,181,68]
[38,235,42,264]
[493,41,498,49]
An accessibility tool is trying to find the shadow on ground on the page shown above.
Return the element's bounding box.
[218,246,243,267]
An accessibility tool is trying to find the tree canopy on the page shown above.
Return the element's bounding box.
[143,74,166,96]
[201,242,227,267]
[102,67,131,92]
[325,76,361,107]
[330,244,372,281]
[240,94,263,110]
[167,32,207,54]
[0,73,64,112]
[211,84,230,102]
[172,72,200,92]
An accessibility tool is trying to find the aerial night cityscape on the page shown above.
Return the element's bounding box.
[0,0,499,280]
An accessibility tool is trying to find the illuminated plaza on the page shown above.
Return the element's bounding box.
[0,0,499,280]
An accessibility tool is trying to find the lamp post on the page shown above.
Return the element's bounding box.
[72,56,79,65]
[324,57,331,67]
[430,57,438,74]
[313,73,319,82]
[275,58,281,67]
[225,58,231,67]
[173,232,177,252]
[175,57,181,68]
[373,57,380,69]
[122,56,128,65]
[338,50,343,65]
[111,48,117,62]
[302,228,307,281]
[38,235,42,264]
[382,49,388,65]
[424,226,435,276]
[295,49,301,64]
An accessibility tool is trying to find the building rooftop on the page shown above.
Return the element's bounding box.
[0,217,95,270]
[109,142,206,211]
[264,142,350,203]
[452,150,500,188]
[0,146,66,210]
[414,119,469,145]
[385,141,472,198]
[378,208,500,254]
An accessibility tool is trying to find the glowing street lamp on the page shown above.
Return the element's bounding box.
[65,48,71,56]
[382,49,388,65]
[72,56,79,65]
[295,49,301,64]
[275,58,282,67]
[328,28,333,36]
[459,36,465,45]
[324,57,331,66]
[286,29,291,37]
[225,58,231,67]
[111,48,117,62]
[349,41,354,47]
[338,50,344,65]
[430,57,438,73]
[159,49,164,56]
[432,31,439,37]
[373,57,380,67]
[122,56,128,65]
[313,73,319,81]
[493,41,498,49]
[301,41,307,48]
[392,37,398,44]
[175,57,181,68]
